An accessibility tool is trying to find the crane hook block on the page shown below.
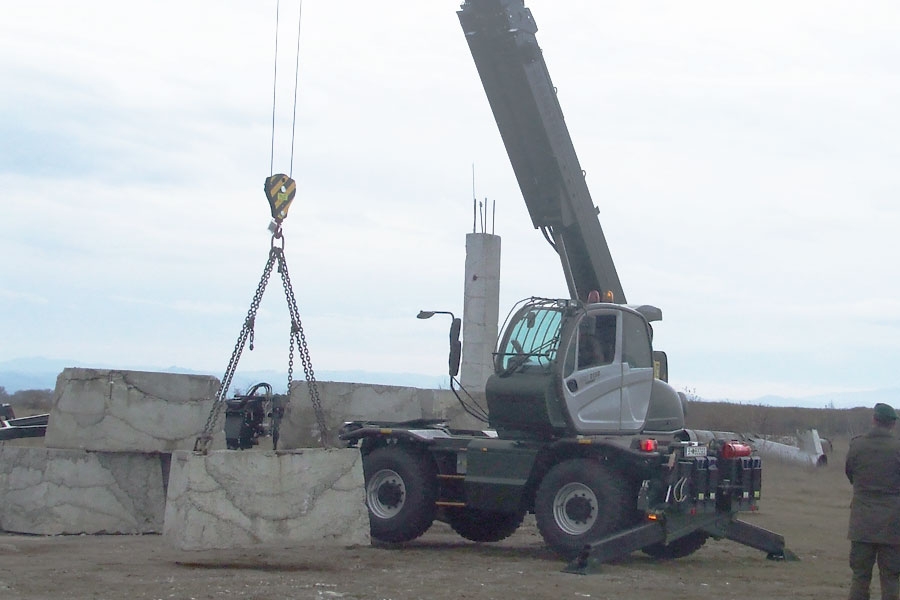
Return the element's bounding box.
[264,174,297,223]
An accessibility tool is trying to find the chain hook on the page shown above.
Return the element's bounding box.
[247,315,256,350]
[270,223,286,251]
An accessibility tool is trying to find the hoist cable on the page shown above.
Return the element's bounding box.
[269,0,281,176]
[289,0,304,177]
[269,0,305,178]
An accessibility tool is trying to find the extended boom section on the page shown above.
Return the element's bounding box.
[458,0,624,302]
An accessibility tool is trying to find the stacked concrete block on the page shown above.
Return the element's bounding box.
[280,380,485,448]
[0,368,219,535]
[0,446,166,534]
[45,368,220,452]
[0,368,482,545]
[163,448,369,550]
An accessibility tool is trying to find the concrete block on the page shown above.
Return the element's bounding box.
[164,448,369,550]
[280,381,484,448]
[0,447,166,534]
[45,368,220,452]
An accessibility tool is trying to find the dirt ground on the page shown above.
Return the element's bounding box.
[0,439,860,600]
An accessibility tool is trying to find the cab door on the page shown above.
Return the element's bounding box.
[561,309,623,433]
[619,310,653,432]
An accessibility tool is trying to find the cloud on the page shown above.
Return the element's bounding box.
[2,0,900,402]
[0,290,49,305]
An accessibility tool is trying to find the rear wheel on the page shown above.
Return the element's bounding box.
[534,458,631,559]
[363,445,438,543]
[642,530,709,559]
[446,508,525,542]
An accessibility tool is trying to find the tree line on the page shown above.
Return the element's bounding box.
[685,400,875,439]
[0,387,54,412]
[0,386,880,438]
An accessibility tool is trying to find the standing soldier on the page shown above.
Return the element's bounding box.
[846,403,900,600]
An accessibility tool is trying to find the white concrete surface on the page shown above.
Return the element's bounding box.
[461,233,501,392]
[164,449,369,550]
[280,380,483,448]
[45,368,220,452]
[0,447,167,534]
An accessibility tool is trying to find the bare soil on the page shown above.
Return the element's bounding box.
[0,440,858,599]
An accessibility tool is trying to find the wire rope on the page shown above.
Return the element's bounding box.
[269,0,281,176]
[269,0,305,177]
[289,0,304,177]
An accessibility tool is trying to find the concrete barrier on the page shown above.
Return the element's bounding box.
[45,368,220,452]
[0,446,167,534]
[281,380,485,448]
[163,448,369,550]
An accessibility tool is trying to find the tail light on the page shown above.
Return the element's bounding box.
[639,438,658,452]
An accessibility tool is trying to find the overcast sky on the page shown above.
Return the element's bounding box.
[2,1,899,402]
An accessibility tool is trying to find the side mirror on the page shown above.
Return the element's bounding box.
[652,350,668,382]
[449,318,462,377]
[417,310,462,377]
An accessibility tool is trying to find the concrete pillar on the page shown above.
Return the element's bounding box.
[460,233,501,392]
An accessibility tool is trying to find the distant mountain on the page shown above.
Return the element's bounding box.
[0,357,449,394]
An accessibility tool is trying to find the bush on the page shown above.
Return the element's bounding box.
[4,388,54,412]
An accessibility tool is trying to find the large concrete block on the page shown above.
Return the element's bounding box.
[164,448,369,550]
[0,447,167,534]
[280,381,484,448]
[45,368,220,452]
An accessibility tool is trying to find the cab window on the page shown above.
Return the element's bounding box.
[622,311,652,368]
[499,308,562,372]
[564,313,617,377]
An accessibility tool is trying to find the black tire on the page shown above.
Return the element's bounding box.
[642,530,708,560]
[363,445,438,543]
[446,508,525,543]
[534,458,631,560]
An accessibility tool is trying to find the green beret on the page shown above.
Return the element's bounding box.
[874,403,898,422]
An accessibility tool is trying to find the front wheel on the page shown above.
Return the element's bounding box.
[446,508,525,542]
[363,445,438,543]
[535,458,631,559]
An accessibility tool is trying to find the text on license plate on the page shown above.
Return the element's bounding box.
[684,445,707,457]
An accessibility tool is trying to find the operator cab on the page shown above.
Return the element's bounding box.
[485,297,685,438]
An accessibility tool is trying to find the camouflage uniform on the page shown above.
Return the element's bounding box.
[846,419,900,600]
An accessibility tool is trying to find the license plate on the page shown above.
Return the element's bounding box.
[684,445,707,457]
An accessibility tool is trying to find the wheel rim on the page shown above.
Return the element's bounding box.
[553,482,598,535]
[367,468,406,519]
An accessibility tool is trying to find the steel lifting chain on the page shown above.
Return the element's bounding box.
[194,224,328,453]
[275,246,329,445]
[194,251,277,453]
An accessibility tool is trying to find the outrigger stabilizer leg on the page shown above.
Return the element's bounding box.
[563,514,798,575]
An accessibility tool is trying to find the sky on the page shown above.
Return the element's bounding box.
[2,1,899,402]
